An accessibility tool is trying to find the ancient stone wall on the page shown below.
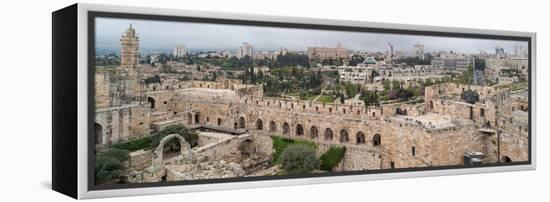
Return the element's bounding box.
[126,149,152,172]
[95,104,151,145]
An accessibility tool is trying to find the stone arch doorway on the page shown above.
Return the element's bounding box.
[239,139,255,156]
[339,129,349,143]
[152,134,192,168]
[269,121,277,132]
[94,123,103,145]
[356,132,365,144]
[309,126,318,139]
[324,128,333,141]
[255,119,263,130]
[502,156,512,163]
[194,113,200,124]
[147,97,156,109]
[296,124,304,136]
[373,134,381,146]
[238,117,246,129]
[282,122,290,134]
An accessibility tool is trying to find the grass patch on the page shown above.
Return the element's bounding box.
[112,136,152,152]
[319,146,346,171]
[271,136,316,164]
[317,95,335,103]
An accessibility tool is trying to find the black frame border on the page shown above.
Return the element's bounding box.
[87,11,532,191]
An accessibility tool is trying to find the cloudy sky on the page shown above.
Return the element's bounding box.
[95,17,528,54]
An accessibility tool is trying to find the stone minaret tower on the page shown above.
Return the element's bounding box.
[119,24,143,104]
[120,24,139,68]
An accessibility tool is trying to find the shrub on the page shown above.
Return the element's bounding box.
[144,75,161,85]
[95,148,129,184]
[150,124,198,148]
[271,136,316,164]
[320,146,346,171]
[112,136,152,152]
[279,145,320,175]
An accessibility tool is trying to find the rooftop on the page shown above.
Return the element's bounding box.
[392,112,456,130]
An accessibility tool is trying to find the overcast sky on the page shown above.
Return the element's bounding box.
[95,17,528,54]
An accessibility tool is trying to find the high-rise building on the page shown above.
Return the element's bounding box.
[513,45,527,57]
[238,42,253,59]
[414,42,425,60]
[173,44,187,58]
[120,24,139,68]
[495,46,505,58]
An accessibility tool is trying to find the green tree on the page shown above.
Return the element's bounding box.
[95,149,129,184]
[319,147,346,171]
[279,145,320,175]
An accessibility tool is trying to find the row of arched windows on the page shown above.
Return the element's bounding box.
[255,119,381,146]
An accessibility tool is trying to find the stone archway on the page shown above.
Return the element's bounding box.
[147,97,156,109]
[194,113,200,124]
[187,113,193,124]
[94,123,103,145]
[238,117,246,129]
[502,156,512,163]
[356,132,365,144]
[309,126,318,139]
[324,128,333,141]
[239,139,255,156]
[152,134,192,168]
[255,119,263,130]
[282,122,290,134]
[296,124,304,136]
[373,134,381,146]
[269,121,277,132]
[339,129,349,143]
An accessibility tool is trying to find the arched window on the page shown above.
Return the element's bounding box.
[147,97,156,109]
[194,113,200,124]
[339,129,349,143]
[256,119,263,130]
[373,134,381,146]
[502,156,512,163]
[282,122,290,134]
[356,132,365,144]
[269,121,277,132]
[309,126,318,139]
[238,117,246,129]
[296,124,304,136]
[324,128,333,141]
[187,113,193,124]
[217,118,222,126]
[94,123,103,145]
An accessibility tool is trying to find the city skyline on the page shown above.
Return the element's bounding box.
[96,17,528,54]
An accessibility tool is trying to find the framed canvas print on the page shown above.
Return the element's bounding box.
[52,3,536,199]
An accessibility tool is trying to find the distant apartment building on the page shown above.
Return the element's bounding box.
[238,42,253,59]
[307,43,349,61]
[414,42,425,59]
[172,43,186,58]
[431,54,476,69]
[251,48,288,61]
[513,45,528,57]
[338,65,368,84]
[498,76,519,85]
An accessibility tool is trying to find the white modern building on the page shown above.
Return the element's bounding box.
[172,43,186,58]
[238,42,253,59]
